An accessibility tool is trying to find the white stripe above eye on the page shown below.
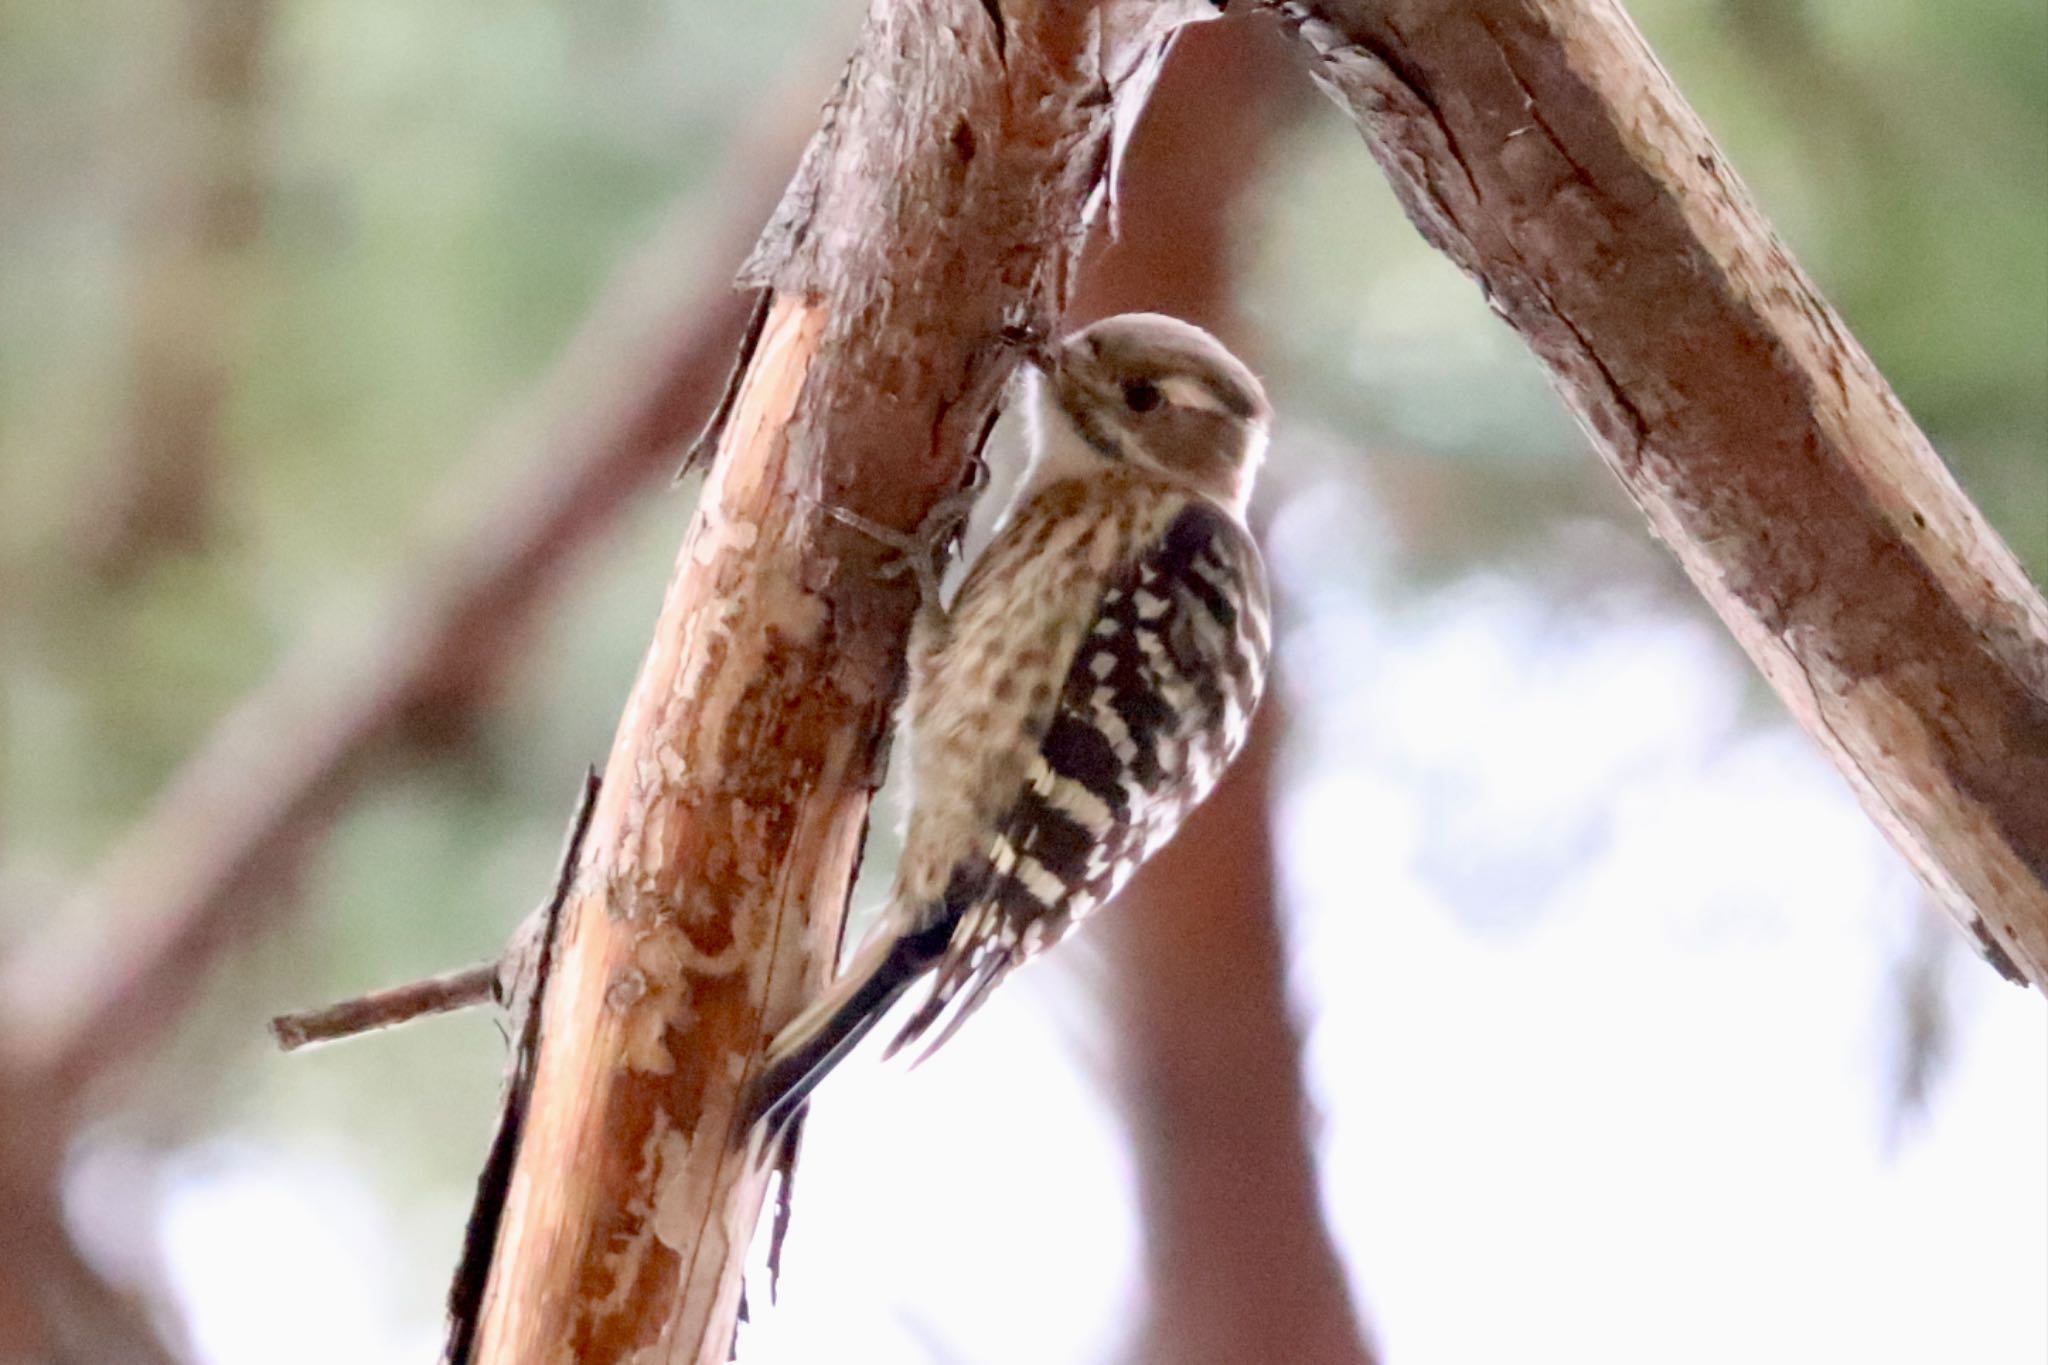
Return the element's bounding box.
[1158,375,1231,415]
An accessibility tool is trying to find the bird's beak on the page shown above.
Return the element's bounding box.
[1001,320,1059,376]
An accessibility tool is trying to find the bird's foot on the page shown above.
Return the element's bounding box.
[816,472,985,614]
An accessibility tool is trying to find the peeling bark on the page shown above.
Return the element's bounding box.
[461,4,1220,1362]
[1275,0,2048,986]
[0,64,808,1365]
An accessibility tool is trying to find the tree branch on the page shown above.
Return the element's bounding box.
[80,0,272,576]
[459,3,1224,1361]
[1274,0,2048,987]
[0,56,806,1365]
[270,770,603,1056]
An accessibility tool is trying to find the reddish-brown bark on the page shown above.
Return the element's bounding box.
[0,178,779,1365]
[0,37,815,1365]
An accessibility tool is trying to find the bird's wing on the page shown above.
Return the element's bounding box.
[740,489,1269,1130]
[888,494,1270,1061]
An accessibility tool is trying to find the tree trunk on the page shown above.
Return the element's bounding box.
[1276,0,2048,987]
[1068,14,1379,1365]
[0,1071,184,1365]
[461,5,1222,1361]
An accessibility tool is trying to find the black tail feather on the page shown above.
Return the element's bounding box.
[742,930,945,1139]
[747,976,904,1139]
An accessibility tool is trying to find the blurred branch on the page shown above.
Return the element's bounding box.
[458,4,1226,1360]
[81,0,273,577]
[0,1071,186,1365]
[1070,15,1376,1364]
[1107,707,1376,1365]
[8,120,795,1107]
[1276,0,2048,987]
[0,6,278,1357]
[0,65,807,1365]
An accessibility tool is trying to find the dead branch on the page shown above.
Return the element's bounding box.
[1275,0,2048,987]
[269,963,497,1052]
[269,769,602,1056]
[458,3,1226,1361]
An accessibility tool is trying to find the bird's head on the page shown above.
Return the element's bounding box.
[1024,312,1270,513]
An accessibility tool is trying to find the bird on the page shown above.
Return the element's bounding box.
[744,312,1272,1136]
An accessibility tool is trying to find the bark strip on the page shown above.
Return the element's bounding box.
[463,5,1220,1361]
[1276,0,2048,986]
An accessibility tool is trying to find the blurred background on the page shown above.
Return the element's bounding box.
[1,1,2043,1362]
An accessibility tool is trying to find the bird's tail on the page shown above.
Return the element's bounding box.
[741,918,951,1138]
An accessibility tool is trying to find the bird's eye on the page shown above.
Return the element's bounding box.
[1122,380,1162,413]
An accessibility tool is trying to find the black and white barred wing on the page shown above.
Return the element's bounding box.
[892,497,1271,1057]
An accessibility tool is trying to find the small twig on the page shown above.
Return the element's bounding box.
[270,963,498,1052]
[270,771,601,1061]
[12,120,791,1106]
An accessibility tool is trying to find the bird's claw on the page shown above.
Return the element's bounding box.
[997,314,1056,372]
[818,473,984,614]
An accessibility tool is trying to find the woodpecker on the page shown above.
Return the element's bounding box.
[745,312,1272,1134]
